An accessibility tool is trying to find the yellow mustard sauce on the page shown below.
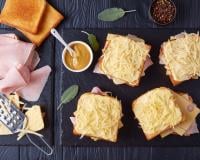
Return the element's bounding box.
[64,43,91,70]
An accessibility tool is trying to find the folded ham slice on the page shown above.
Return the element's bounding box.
[17,66,51,101]
[184,121,199,136]
[0,34,37,79]
[0,64,30,95]
[141,56,153,76]
[0,34,51,101]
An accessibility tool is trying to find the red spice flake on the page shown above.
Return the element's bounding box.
[150,0,176,25]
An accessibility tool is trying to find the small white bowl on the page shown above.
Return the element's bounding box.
[62,41,93,72]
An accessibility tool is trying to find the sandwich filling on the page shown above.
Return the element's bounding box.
[160,32,200,81]
[73,92,123,142]
[133,87,182,135]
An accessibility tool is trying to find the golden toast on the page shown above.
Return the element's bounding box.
[0,0,46,34]
[20,3,64,46]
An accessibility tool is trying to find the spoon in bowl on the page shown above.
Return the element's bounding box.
[50,28,75,57]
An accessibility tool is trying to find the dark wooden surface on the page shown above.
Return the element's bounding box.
[1,0,200,159]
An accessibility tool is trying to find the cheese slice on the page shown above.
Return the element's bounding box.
[160,93,200,137]
[0,123,12,135]
[25,105,44,131]
[8,93,21,109]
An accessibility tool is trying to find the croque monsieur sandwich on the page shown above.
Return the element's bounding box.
[70,87,123,142]
[160,32,200,85]
[132,87,200,140]
[94,34,152,87]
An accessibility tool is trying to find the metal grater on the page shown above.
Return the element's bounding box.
[0,93,25,133]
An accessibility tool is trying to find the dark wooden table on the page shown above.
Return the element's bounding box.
[1,0,200,159]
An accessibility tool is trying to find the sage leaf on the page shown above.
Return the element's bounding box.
[98,8,136,22]
[57,85,79,110]
[81,31,99,52]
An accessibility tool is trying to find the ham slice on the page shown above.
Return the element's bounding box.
[30,51,40,70]
[0,34,51,101]
[91,86,104,94]
[93,60,103,74]
[17,66,51,101]
[70,117,76,125]
[0,64,30,95]
[141,56,153,76]
[184,121,199,136]
[91,86,109,96]
[0,34,38,78]
[143,56,153,72]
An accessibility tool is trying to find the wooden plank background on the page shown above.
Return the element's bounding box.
[1,0,200,159]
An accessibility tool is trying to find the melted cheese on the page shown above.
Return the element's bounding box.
[162,32,200,81]
[133,87,182,135]
[101,34,151,84]
[74,93,122,142]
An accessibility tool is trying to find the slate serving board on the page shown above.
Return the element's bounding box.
[59,28,200,146]
[0,29,54,146]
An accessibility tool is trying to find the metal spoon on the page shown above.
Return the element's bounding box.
[50,28,75,57]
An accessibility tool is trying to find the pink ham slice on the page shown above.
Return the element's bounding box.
[91,86,104,94]
[17,66,51,101]
[0,34,51,101]
[184,121,199,136]
[0,34,18,40]
[0,64,30,95]
[70,117,76,125]
[143,56,153,73]
[141,56,153,76]
[0,34,38,79]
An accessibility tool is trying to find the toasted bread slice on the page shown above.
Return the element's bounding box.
[73,92,123,142]
[132,87,183,140]
[20,3,64,46]
[96,34,151,87]
[0,0,46,34]
[159,32,200,85]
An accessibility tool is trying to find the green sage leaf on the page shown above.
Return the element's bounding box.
[81,31,100,52]
[88,34,99,52]
[98,8,136,22]
[58,85,79,110]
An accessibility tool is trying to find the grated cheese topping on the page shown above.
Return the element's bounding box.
[133,87,182,135]
[101,34,151,84]
[74,93,123,142]
[162,32,200,81]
